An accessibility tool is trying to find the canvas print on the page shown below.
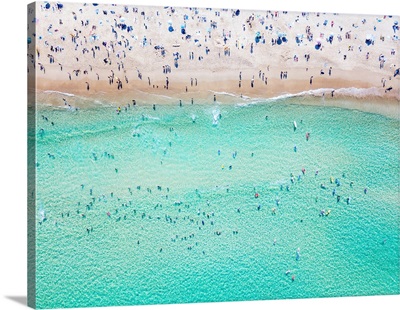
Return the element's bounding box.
[27,1,399,309]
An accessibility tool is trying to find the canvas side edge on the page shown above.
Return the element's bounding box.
[27,2,37,309]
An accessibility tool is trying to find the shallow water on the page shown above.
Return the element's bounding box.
[32,98,399,309]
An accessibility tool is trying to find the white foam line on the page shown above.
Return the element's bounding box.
[43,90,75,97]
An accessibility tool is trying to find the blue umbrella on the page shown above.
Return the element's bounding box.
[45,3,50,9]
[168,26,174,32]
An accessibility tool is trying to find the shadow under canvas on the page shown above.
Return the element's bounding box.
[5,296,27,307]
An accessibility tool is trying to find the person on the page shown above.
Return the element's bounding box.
[214,94,216,102]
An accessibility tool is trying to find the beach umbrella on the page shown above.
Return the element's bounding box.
[235,10,240,16]
[27,37,32,44]
[314,38,321,49]
[92,3,99,6]
[168,26,174,32]
[44,2,50,9]
[167,20,173,25]
[365,34,374,46]
[277,37,282,45]
[120,17,126,22]
[57,3,63,9]
[282,36,287,43]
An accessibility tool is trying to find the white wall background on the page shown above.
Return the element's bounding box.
[0,1,398,309]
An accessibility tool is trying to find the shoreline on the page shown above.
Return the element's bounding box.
[35,84,400,119]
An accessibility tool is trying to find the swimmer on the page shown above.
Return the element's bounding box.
[296,248,301,261]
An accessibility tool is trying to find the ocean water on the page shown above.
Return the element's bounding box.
[32,97,399,309]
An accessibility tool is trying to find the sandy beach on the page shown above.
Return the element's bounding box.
[28,2,399,116]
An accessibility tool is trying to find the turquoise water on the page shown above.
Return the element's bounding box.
[32,98,399,309]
